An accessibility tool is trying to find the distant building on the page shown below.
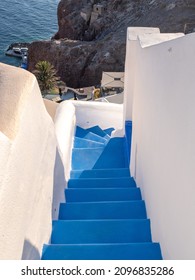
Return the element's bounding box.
[101,72,124,96]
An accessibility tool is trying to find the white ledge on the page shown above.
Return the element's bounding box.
[138,33,184,48]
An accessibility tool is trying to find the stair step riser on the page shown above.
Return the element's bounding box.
[51,220,152,244]
[42,243,162,260]
[59,201,147,220]
[68,177,136,188]
[65,188,141,202]
[70,168,130,179]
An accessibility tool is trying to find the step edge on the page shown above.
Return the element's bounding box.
[52,218,150,223]
[74,137,105,145]
[60,200,145,205]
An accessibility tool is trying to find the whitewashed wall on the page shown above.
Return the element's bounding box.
[129,32,195,259]
[123,27,160,123]
[73,100,123,130]
[0,64,56,259]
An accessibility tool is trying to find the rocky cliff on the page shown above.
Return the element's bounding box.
[28,0,195,88]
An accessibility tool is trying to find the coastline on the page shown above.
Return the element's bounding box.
[0,0,59,67]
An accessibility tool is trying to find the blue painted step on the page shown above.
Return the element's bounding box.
[70,168,130,179]
[103,127,115,136]
[51,219,152,244]
[75,126,107,144]
[42,124,162,260]
[74,137,104,148]
[86,126,110,141]
[59,201,147,220]
[72,147,104,170]
[68,177,136,188]
[65,187,141,202]
[42,243,162,260]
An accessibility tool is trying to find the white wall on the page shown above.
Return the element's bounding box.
[123,27,160,122]
[129,32,195,259]
[73,100,123,130]
[0,63,56,259]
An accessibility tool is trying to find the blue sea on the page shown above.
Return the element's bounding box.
[0,0,59,67]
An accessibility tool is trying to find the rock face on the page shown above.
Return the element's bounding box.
[53,0,89,40]
[28,0,195,87]
[28,37,125,88]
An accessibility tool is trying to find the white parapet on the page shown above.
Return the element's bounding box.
[73,100,123,130]
[138,32,184,48]
[54,101,76,182]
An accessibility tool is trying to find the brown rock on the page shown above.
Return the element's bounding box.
[28,0,195,87]
[28,36,125,88]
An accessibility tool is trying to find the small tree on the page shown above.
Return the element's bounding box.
[33,61,59,97]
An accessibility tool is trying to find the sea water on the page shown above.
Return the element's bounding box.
[0,0,59,66]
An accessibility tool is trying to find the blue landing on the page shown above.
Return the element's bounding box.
[72,137,128,170]
[42,124,162,260]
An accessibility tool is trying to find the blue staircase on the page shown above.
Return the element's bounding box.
[42,124,162,260]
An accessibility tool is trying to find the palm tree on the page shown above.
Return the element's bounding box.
[33,61,59,97]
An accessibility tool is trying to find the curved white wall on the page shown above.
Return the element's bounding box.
[127,32,195,259]
[54,101,76,181]
[0,63,56,259]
